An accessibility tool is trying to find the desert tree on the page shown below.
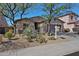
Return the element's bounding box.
[0,3,19,34]
[17,3,33,19]
[42,3,69,34]
[0,3,18,25]
[0,3,33,34]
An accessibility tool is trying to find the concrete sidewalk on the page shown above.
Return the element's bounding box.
[0,39,79,56]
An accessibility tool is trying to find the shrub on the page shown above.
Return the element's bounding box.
[26,36,33,42]
[64,28,70,32]
[5,32,13,40]
[23,27,35,42]
[36,34,47,43]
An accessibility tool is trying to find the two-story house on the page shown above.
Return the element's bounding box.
[58,12,79,32]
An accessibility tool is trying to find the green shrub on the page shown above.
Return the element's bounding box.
[23,27,35,42]
[64,28,70,32]
[5,32,13,40]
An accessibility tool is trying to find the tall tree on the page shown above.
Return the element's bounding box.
[0,3,19,34]
[17,3,32,19]
[0,3,33,34]
[42,3,67,34]
[0,3,18,25]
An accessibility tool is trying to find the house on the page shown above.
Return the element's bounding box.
[58,12,79,32]
[0,16,8,34]
[14,18,34,34]
[15,16,46,34]
[15,16,64,34]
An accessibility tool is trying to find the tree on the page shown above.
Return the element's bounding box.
[17,3,33,19]
[0,3,33,34]
[42,3,67,34]
[0,3,19,34]
[0,3,18,25]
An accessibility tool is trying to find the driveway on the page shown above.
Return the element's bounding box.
[0,36,79,56]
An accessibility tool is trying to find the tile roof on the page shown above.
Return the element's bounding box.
[30,16,46,23]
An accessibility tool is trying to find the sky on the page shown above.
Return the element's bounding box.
[6,3,79,26]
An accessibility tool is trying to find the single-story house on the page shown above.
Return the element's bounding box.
[14,16,47,34]
[0,16,8,34]
[14,16,65,34]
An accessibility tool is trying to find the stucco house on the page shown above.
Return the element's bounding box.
[14,16,64,34]
[14,16,46,34]
[0,16,8,34]
[58,12,79,32]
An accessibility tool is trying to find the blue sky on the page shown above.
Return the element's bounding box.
[6,3,79,26]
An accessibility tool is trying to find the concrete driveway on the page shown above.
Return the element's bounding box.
[0,37,79,56]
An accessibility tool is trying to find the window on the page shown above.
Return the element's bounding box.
[23,23,29,27]
[71,15,73,19]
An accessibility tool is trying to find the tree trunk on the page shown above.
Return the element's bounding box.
[14,24,16,35]
[47,23,51,35]
[21,14,23,19]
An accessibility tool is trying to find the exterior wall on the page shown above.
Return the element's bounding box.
[59,15,70,23]
[75,25,79,28]
[34,22,46,33]
[15,20,34,34]
[59,14,76,32]
[39,23,45,33]
[67,24,75,32]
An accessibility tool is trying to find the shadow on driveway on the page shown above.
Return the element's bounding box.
[65,51,79,56]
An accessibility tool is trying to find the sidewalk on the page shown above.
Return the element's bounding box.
[0,39,79,56]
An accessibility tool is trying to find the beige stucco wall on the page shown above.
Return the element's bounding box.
[67,24,75,32]
[59,15,70,23]
[59,15,76,32]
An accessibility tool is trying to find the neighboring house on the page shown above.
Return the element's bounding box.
[58,12,79,32]
[0,16,8,34]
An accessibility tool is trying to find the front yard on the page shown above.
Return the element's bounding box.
[0,32,78,52]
